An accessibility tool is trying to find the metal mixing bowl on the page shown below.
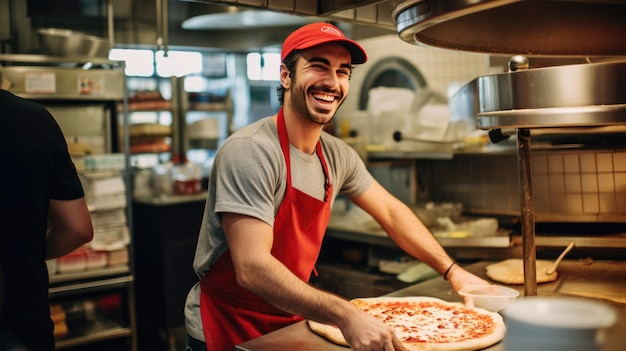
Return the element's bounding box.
[38,28,111,57]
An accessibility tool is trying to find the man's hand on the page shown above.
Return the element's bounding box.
[339,309,408,351]
[447,266,491,308]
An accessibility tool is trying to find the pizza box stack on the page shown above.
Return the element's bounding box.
[81,163,130,269]
[52,157,130,275]
[79,169,127,211]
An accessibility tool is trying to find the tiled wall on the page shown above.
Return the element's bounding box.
[337,34,492,120]
[533,150,626,218]
[425,149,626,222]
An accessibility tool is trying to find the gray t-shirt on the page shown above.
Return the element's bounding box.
[184,116,373,340]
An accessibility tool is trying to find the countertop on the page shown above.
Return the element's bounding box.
[326,214,626,254]
[133,191,207,206]
[236,260,626,351]
[326,213,512,249]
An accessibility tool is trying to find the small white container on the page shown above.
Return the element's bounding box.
[458,284,519,312]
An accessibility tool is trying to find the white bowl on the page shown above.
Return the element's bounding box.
[458,284,519,312]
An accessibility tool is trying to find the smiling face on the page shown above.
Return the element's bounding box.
[281,43,353,126]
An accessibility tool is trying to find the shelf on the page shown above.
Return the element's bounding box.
[368,149,454,160]
[123,76,232,178]
[0,53,123,66]
[326,225,398,249]
[188,102,228,111]
[516,234,626,249]
[49,275,133,297]
[129,151,172,155]
[127,101,172,111]
[133,191,207,206]
[127,107,173,113]
[55,325,132,349]
[50,266,130,285]
[129,149,172,155]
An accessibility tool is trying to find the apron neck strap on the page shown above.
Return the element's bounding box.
[276,107,331,198]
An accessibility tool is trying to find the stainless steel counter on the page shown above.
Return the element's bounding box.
[327,216,512,249]
[236,260,626,351]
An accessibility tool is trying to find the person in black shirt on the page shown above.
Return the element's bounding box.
[0,87,93,351]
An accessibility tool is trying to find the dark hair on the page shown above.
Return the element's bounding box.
[276,50,300,105]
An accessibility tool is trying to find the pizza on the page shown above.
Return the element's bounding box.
[307,296,505,351]
[485,259,558,285]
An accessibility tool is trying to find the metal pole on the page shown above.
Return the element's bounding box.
[517,128,537,296]
[107,0,115,48]
[162,0,169,56]
[155,0,162,51]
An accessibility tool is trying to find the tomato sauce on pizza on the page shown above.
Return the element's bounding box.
[308,297,506,351]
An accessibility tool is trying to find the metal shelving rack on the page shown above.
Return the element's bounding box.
[0,54,137,351]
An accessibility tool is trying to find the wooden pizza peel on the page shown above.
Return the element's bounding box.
[485,258,558,285]
[485,241,575,285]
[556,260,626,304]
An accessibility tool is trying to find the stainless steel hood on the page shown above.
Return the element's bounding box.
[181,0,399,30]
[392,0,626,57]
[176,0,400,47]
[383,1,626,132]
[451,60,626,130]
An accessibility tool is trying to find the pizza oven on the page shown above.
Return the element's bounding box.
[392,0,626,56]
[390,0,626,297]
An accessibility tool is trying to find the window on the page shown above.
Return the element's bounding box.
[109,49,203,77]
[109,48,154,77]
[246,53,280,81]
[155,50,203,77]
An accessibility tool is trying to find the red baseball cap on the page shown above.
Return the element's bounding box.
[281,22,368,64]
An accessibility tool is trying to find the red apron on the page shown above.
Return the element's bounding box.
[199,108,333,350]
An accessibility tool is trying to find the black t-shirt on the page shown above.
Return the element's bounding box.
[0,90,84,351]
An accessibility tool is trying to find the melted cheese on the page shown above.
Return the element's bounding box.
[352,300,496,344]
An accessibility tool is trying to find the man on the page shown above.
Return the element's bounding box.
[0,86,94,351]
[184,22,489,351]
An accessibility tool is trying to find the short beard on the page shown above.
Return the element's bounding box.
[290,81,341,126]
